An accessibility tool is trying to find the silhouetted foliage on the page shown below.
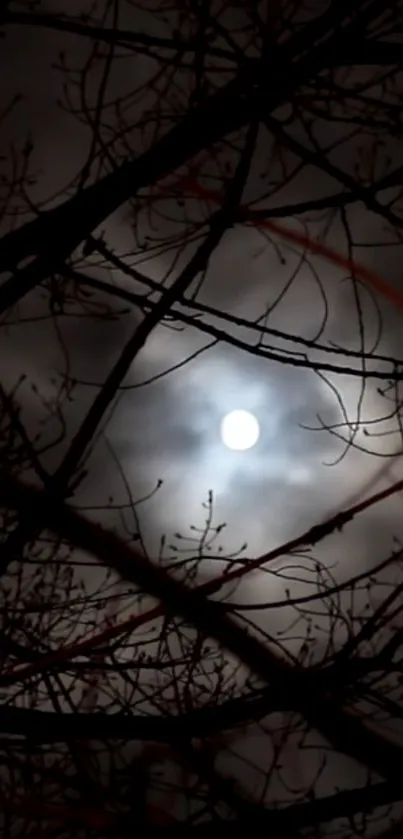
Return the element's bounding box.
[1,1,403,835]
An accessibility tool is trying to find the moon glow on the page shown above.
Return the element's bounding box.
[220,410,260,451]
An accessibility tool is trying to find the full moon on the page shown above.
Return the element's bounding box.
[220,410,260,451]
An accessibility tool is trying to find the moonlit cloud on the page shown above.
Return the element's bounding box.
[1,1,402,641]
[4,5,403,827]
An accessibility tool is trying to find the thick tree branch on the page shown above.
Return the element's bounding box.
[2,474,403,784]
[1,9,236,61]
[3,476,403,689]
[64,263,403,380]
[0,123,257,588]
[1,704,402,831]
[0,1,389,312]
[52,124,258,489]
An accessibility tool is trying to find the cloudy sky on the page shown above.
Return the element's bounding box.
[3,3,403,827]
[2,1,403,587]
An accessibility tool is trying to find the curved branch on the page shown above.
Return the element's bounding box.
[2,474,403,783]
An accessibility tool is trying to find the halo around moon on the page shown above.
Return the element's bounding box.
[220,410,260,451]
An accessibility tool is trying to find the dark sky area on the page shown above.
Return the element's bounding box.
[2,1,403,831]
[2,2,403,566]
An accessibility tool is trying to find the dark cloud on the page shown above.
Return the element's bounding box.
[3,6,403,827]
[1,0,403,666]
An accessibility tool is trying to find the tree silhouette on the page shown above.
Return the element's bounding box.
[1,0,403,834]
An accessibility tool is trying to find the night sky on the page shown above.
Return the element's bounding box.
[2,3,403,563]
[2,1,403,828]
